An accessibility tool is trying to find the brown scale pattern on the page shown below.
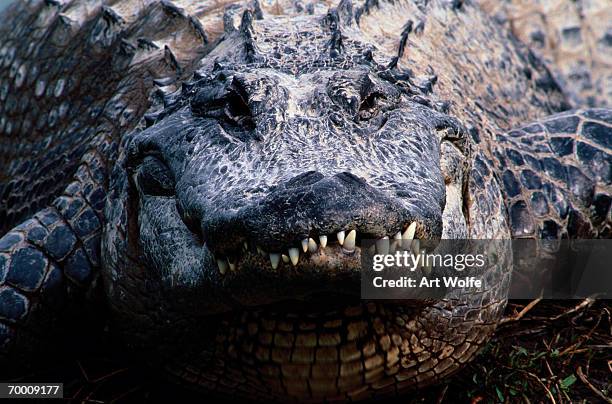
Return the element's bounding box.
[165,300,506,401]
[357,0,570,135]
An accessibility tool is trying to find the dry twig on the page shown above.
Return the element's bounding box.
[576,366,611,403]
[500,298,542,325]
[435,384,449,404]
[551,298,595,321]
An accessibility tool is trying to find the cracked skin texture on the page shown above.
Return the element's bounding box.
[0,0,610,402]
[477,0,612,108]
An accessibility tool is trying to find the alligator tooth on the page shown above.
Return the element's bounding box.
[308,238,317,253]
[270,253,281,270]
[402,222,416,249]
[228,259,236,272]
[288,248,299,266]
[343,230,356,251]
[402,222,416,240]
[301,238,309,253]
[376,236,390,255]
[281,254,290,263]
[337,231,345,246]
[319,235,327,248]
[243,242,248,252]
[391,232,402,253]
[217,259,228,275]
[390,241,398,254]
[257,246,266,257]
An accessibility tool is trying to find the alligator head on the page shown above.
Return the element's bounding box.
[102,4,503,401]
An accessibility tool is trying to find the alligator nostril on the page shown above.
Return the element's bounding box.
[284,171,325,188]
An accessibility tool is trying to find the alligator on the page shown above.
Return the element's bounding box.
[0,0,610,401]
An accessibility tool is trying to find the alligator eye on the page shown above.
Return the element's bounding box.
[190,84,256,133]
[358,92,384,121]
[135,156,175,197]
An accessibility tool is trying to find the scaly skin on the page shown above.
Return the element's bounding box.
[493,108,612,240]
[477,0,612,108]
[0,0,610,402]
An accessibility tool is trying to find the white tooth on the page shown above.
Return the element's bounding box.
[402,222,417,249]
[337,231,345,245]
[288,248,299,266]
[217,259,228,275]
[402,222,416,240]
[376,236,389,255]
[319,235,328,248]
[281,254,290,263]
[243,242,248,252]
[343,230,356,251]
[301,238,309,252]
[391,232,401,253]
[270,253,281,269]
[228,260,236,272]
[308,238,317,253]
[257,246,266,256]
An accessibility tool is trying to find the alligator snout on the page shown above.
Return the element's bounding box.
[199,170,442,276]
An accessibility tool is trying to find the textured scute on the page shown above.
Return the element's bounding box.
[357,0,569,134]
[162,300,507,401]
[0,206,98,364]
[477,0,612,108]
[494,108,612,240]
[6,247,47,292]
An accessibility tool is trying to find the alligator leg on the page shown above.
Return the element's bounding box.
[0,148,108,371]
[494,108,611,240]
[0,0,211,371]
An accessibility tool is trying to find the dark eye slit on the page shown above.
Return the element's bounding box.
[359,91,384,111]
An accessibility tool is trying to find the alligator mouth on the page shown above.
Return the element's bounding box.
[211,221,433,275]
